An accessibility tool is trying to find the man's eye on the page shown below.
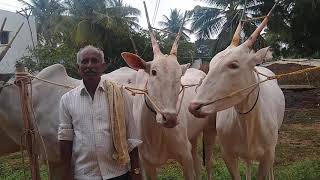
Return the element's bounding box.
[81,59,88,64]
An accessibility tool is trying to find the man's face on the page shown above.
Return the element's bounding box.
[77,50,106,81]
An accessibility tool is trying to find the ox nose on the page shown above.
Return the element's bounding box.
[189,102,206,118]
[189,102,202,113]
[162,112,178,128]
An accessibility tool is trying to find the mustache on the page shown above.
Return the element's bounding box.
[84,68,98,74]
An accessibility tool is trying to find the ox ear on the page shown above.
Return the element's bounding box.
[181,63,190,76]
[252,47,271,66]
[121,52,151,72]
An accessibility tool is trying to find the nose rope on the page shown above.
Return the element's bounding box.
[124,83,199,116]
[197,69,267,109]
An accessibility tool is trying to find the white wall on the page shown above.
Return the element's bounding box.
[0,9,37,73]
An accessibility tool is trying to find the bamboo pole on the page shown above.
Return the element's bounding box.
[15,64,40,180]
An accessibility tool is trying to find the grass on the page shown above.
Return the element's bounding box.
[1,109,319,179]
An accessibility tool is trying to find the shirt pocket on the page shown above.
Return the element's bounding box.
[95,130,113,149]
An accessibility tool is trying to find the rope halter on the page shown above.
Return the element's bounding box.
[124,82,199,120]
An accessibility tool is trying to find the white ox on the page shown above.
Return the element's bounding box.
[0,64,137,180]
[189,4,285,180]
[121,19,216,179]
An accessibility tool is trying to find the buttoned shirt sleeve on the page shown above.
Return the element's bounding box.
[58,94,74,141]
[122,88,142,152]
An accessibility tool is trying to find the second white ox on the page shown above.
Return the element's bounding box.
[189,4,285,180]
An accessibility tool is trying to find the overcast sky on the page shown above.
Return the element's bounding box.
[0,0,207,40]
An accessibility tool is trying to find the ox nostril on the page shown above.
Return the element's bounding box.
[189,102,202,112]
[163,113,177,121]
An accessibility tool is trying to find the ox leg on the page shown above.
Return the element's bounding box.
[222,152,240,180]
[178,141,196,180]
[142,160,157,180]
[268,166,274,180]
[203,118,216,180]
[257,151,274,180]
[245,160,252,180]
[190,138,201,180]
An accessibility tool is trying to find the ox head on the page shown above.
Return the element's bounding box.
[189,3,276,117]
[121,2,189,128]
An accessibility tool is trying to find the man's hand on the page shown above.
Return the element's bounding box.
[129,147,142,180]
[130,170,142,180]
[59,140,73,180]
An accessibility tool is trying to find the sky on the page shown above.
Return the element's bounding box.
[0,0,207,41]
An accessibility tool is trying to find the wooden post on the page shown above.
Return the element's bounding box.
[15,63,40,180]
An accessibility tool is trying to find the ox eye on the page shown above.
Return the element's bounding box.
[151,70,157,76]
[228,62,239,69]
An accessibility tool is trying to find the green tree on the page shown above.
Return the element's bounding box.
[191,0,264,53]
[53,0,142,72]
[18,0,65,45]
[291,0,320,58]
[261,0,320,58]
[158,9,192,40]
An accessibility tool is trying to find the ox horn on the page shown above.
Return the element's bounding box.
[230,0,248,47]
[230,21,243,47]
[0,22,24,62]
[170,11,187,56]
[244,1,278,48]
[143,1,162,56]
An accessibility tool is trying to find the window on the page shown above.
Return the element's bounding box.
[0,31,9,44]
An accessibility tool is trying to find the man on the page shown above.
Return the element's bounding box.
[58,45,142,180]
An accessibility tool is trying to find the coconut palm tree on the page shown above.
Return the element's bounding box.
[158,8,192,40]
[191,0,264,52]
[62,0,140,47]
[17,0,65,45]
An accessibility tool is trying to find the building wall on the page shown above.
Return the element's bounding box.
[0,9,37,73]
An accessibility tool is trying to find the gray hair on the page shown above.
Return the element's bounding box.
[76,45,104,64]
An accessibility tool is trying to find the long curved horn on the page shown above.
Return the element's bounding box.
[244,1,278,48]
[0,23,24,62]
[230,21,242,47]
[170,11,187,56]
[230,0,248,47]
[143,1,162,56]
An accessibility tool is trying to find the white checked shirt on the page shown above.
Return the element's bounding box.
[58,79,141,180]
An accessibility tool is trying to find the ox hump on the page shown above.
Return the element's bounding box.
[36,64,68,79]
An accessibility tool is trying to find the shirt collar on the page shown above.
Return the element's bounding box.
[79,79,105,96]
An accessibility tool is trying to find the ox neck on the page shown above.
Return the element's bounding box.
[140,95,165,152]
[144,95,157,115]
[234,71,261,153]
[235,71,260,115]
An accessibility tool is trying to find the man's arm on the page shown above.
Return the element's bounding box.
[129,147,142,180]
[59,140,73,180]
[58,95,74,180]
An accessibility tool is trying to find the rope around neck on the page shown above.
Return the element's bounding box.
[197,66,320,110]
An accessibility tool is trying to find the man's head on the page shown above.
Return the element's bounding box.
[76,45,107,81]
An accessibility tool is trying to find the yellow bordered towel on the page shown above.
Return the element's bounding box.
[103,80,130,165]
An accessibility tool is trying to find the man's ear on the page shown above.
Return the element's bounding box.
[252,46,271,65]
[121,52,151,72]
[101,62,108,72]
[76,64,80,73]
[180,63,190,76]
